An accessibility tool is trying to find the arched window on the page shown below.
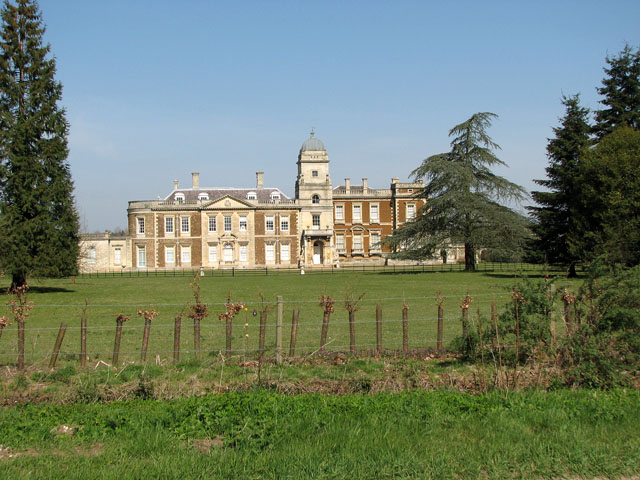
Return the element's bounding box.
[312,194,320,204]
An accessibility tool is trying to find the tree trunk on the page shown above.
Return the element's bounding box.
[464,243,476,271]
[568,262,577,278]
[11,271,27,290]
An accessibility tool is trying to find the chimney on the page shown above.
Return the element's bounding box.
[173,179,179,190]
[391,177,399,185]
[362,177,368,194]
[191,172,200,189]
[345,178,351,194]
[256,171,264,189]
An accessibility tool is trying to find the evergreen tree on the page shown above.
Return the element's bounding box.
[593,44,640,139]
[384,112,528,271]
[528,95,592,277]
[0,0,79,288]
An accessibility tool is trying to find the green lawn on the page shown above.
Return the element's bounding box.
[0,389,638,479]
[0,268,581,368]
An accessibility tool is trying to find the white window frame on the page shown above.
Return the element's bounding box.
[137,246,146,267]
[280,216,289,232]
[312,214,320,230]
[137,217,145,235]
[87,246,97,264]
[208,244,217,263]
[270,192,281,201]
[181,216,190,234]
[352,234,363,251]
[370,232,381,251]
[165,216,174,234]
[165,246,175,264]
[246,192,257,200]
[223,243,233,262]
[175,193,185,203]
[239,244,248,262]
[336,234,345,251]
[280,243,290,262]
[239,216,247,232]
[181,245,191,264]
[114,248,122,266]
[265,216,274,232]
[224,216,232,232]
[353,204,362,222]
[335,204,344,221]
[198,193,209,201]
[265,244,275,262]
[208,215,216,233]
[407,203,416,220]
[370,203,379,222]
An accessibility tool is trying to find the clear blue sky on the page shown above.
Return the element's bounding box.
[36,0,640,232]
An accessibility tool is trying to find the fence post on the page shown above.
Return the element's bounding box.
[376,304,382,354]
[49,322,68,369]
[259,311,267,360]
[113,315,126,366]
[402,304,409,353]
[226,315,233,359]
[276,296,283,364]
[17,318,25,371]
[437,303,444,352]
[141,318,151,363]
[348,310,356,354]
[80,303,88,367]
[289,309,299,357]
[173,314,182,363]
[193,318,201,360]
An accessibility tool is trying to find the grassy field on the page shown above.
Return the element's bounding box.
[1,389,638,479]
[0,268,581,368]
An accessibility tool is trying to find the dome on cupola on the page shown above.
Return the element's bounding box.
[301,129,326,152]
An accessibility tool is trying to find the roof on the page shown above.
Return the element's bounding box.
[164,188,290,203]
[301,130,326,152]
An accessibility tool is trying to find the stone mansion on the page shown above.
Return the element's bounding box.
[79,132,463,271]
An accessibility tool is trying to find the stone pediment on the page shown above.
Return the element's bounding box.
[205,195,254,210]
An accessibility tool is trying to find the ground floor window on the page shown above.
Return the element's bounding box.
[181,246,191,264]
[280,243,290,262]
[239,244,248,262]
[266,244,275,262]
[209,245,217,263]
[165,246,175,264]
[137,246,146,267]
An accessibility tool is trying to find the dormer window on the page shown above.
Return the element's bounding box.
[174,193,185,203]
[270,191,281,200]
[246,192,257,200]
[312,194,320,204]
[198,193,209,201]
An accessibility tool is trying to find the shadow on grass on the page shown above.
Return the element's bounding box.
[2,285,75,294]
[481,272,579,280]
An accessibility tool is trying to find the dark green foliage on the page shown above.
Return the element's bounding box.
[528,95,592,275]
[593,44,640,139]
[0,0,79,287]
[385,112,529,271]
[571,127,640,266]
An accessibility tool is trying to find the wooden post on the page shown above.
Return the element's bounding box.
[349,310,356,354]
[49,322,68,369]
[226,314,233,359]
[437,304,444,352]
[80,303,88,367]
[17,318,25,371]
[320,311,330,352]
[173,315,182,363]
[289,309,299,357]
[258,311,267,360]
[113,317,124,366]
[376,304,382,354]
[140,318,151,362]
[193,318,201,360]
[276,296,283,364]
[402,305,409,353]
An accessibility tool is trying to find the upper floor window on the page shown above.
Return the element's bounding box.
[312,214,321,230]
[280,216,289,231]
[174,193,185,203]
[246,192,257,200]
[370,204,379,222]
[407,204,416,220]
[224,216,232,232]
[137,217,145,234]
[239,216,247,232]
[335,205,344,221]
[198,193,209,201]
[265,216,274,232]
[353,205,362,222]
[312,170,318,177]
[165,216,174,234]
[181,216,190,233]
[312,194,320,204]
[269,191,280,200]
[208,215,216,232]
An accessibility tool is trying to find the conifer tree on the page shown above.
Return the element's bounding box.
[528,95,592,277]
[593,44,640,139]
[384,112,528,271]
[0,0,79,288]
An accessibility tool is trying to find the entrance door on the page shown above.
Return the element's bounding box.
[313,241,323,265]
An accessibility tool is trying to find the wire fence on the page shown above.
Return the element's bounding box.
[0,289,569,369]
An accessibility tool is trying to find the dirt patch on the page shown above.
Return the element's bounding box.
[191,436,224,454]
[0,443,104,461]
